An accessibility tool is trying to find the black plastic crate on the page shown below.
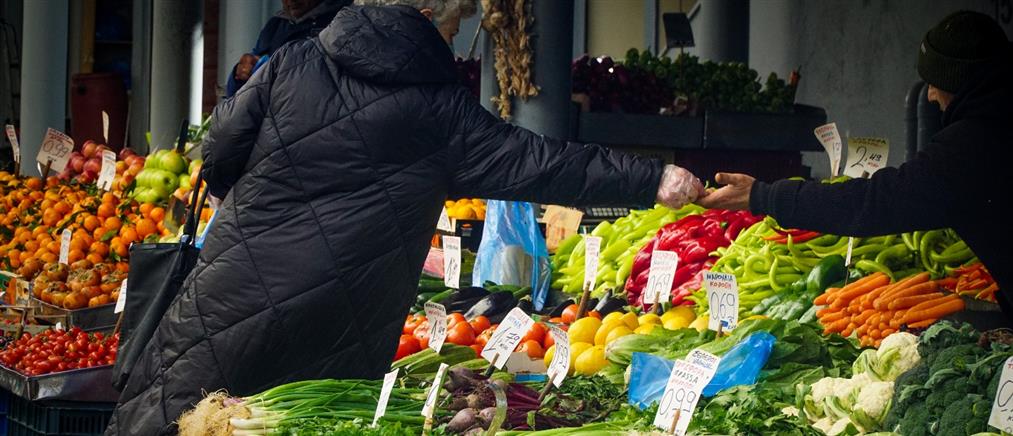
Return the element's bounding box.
[6,396,113,436]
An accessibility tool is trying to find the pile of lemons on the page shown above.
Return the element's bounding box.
[445,199,486,220]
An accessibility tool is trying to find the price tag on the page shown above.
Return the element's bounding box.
[421,363,449,419]
[58,229,71,265]
[481,307,534,368]
[704,271,739,332]
[583,236,602,290]
[36,128,74,173]
[114,280,128,314]
[437,207,454,232]
[685,349,721,379]
[424,302,448,353]
[101,111,110,143]
[644,251,679,305]
[5,125,20,163]
[845,237,855,266]
[97,149,116,191]
[372,368,399,427]
[653,359,710,434]
[988,356,1013,432]
[546,325,570,387]
[843,137,890,178]
[543,205,583,252]
[814,123,843,177]
[55,322,63,331]
[442,235,461,289]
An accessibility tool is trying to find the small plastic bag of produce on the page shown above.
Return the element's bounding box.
[472,200,551,310]
[701,332,775,396]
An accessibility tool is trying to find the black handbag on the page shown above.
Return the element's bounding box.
[111,170,208,391]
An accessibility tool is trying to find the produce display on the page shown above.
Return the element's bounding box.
[943,262,998,303]
[0,327,118,375]
[445,198,486,220]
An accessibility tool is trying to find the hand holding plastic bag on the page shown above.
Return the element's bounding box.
[472,200,551,310]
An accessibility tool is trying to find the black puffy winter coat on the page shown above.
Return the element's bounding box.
[106,5,662,434]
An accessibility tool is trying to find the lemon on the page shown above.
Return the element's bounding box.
[620,312,639,329]
[634,324,657,335]
[689,314,709,332]
[601,311,624,326]
[574,345,607,375]
[568,317,602,344]
[605,326,633,344]
[638,313,662,326]
[594,320,625,345]
[567,342,594,375]
[544,344,556,367]
[662,306,696,323]
[663,316,692,331]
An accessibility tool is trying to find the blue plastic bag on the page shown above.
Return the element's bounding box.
[627,332,777,409]
[472,201,551,310]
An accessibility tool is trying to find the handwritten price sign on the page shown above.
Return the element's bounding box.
[36,128,74,173]
[814,123,843,177]
[989,356,1013,432]
[481,307,534,368]
[644,251,678,305]
[653,359,711,434]
[97,150,116,191]
[5,125,20,163]
[546,326,570,387]
[705,271,739,332]
[442,235,461,289]
[844,137,890,178]
[424,302,448,353]
[583,236,602,291]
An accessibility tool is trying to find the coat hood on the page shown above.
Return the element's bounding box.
[276,0,349,24]
[942,42,1013,126]
[317,5,457,85]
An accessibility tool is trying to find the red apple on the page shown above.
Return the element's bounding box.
[127,163,143,177]
[121,172,135,185]
[118,147,136,161]
[96,144,109,156]
[84,157,102,174]
[58,167,73,180]
[125,155,144,167]
[69,154,86,174]
[81,140,98,158]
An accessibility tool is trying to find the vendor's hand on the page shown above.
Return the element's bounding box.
[656,164,705,210]
[235,54,258,81]
[695,172,754,211]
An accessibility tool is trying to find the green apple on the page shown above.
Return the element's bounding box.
[188,159,203,175]
[178,173,192,191]
[148,169,179,196]
[134,187,160,204]
[144,150,166,170]
[159,150,188,175]
[135,170,153,188]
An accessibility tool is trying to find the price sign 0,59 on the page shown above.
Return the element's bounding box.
[37,128,74,173]
[654,359,713,434]
[442,235,461,289]
[705,271,739,332]
[583,236,602,290]
[424,302,448,353]
[546,326,570,388]
[644,251,678,305]
[988,356,1013,432]
[481,307,534,368]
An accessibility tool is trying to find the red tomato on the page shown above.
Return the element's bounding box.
[469,344,483,357]
[413,321,430,350]
[394,335,421,361]
[543,331,555,349]
[447,322,476,346]
[448,313,467,328]
[561,304,579,324]
[548,317,564,324]
[403,314,426,335]
[586,310,602,320]
[469,315,491,334]
[517,340,545,359]
[521,322,547,344]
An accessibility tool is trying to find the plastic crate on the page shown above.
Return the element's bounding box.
[6,396,113,436]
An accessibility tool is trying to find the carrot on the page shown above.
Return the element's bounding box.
[880,328,897,337]
[816,307,835,317]
[878,321,890,331]
[902,297,965,324]
[935,277,958,289]
[880,272,930,299]
[906,294,960,314]
[906,318,938,329]
[859,336,872,348]
[861,283,895,310]
[874,339,882,348]
[842,322,857,337]
[867,312,882,329]
[813,290,835,306]
[819,310,846,324]
[854,309,876,325]
[823,287,841,304]
[888,282,940,301]
[888,292,945,310]
[836,273,890,303]
[978,283,999,300]
[869,328,882,339]
[823,317,851,335]
[889,317,902,329]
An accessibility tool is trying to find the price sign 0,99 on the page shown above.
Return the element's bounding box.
[37,128,74,173]
[988,356,1013,432]
[546,325,570,388]
[424,302,448,353]
[644,251,679,305]
[705,271,739,332]
[97,150,116,191]
[654,360,709,434]
[481,307,534,368]
[583,236,602,291]
[442,235,461,289]
[843,137,890,178]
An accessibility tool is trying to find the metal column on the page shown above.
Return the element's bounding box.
[149,0,202,151]
[19,0,68,175]
[218,0,267,92]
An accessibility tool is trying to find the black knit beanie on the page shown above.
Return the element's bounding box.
[917,11,1009,93]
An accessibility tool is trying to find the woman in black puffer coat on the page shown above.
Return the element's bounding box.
[106,4,702,434]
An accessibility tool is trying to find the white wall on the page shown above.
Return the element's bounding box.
[750,0,1013,178]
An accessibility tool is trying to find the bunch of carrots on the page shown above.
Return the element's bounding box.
[941,263,998,303]
[814,272,965,348]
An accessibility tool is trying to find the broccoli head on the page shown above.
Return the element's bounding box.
[918,321,979,359]
[896,405,934,436]
[928,343,988,376]
[936,394,992,436]
[883,362,930,430]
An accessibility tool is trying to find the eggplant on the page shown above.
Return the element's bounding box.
[515,297,534,314]
[548,298,575,317]
[542,289,571,312]
[594,297,627,317]
[443,286,490,310]
[465,292,517,323]
[448,296,486,313]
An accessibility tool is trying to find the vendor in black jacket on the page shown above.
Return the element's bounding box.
[699,11,1013,317]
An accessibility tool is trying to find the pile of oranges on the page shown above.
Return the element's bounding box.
[445,198,486,220]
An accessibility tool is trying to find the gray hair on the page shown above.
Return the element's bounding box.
[353,0,478,23]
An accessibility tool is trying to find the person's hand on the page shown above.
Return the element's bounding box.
[235,54,259,81]
[656,164,705,210]
[695,172,755,211]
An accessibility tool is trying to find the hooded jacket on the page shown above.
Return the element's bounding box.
[106,6,662,434]
[751,47,1013,318]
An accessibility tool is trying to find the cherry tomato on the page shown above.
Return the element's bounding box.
[394,335,421,361]
[517,340,545,359]
[468,316,491,335]
[561,304,579,324]
[403,314,426,335]
[446,322,476,346]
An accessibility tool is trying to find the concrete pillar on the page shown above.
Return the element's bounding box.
[129,0,151,153]
[748,0,800,79]
[691,0,748,63]
[150,0,202,151]
[20,0,68,175]
[218,0,267,90]
[481,1,574,139]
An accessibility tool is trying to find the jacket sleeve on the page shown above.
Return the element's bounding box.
[441,87,664,207]
[749,147,957,236]
[202,64,271,199]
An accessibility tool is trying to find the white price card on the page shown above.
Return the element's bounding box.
[36,128,74,173]
[437,207,454,232]
[583,236,602,291]
[58,229,71,265]
[653,360,710,434]
[481,307,534,369]
[546,325,570,388]
[442,235,461,289]
[101,111,110,143]
[705,271,739,332]
[55,322,63,331]
[97,149,116,191]
[845,237,855,266]
[814,123,843,177]
[989,356,1013,432]
[424,302,448,353]
[114,279,128,314]
[844,137,890,178]
[5,125,20,163]
[685,349,722,380]
[372,368,399,427]
[421,363,449,419]
[644,251,679,305]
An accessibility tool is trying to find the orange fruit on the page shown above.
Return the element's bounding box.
[135,218,157,238]
[23,241,39,253]
[149,207,166,223]
[119,226,138,244]
[111,242,128,258]
[19,251,32,263]
[54,201,71,215]
[83,215,101,232]
[93,227,107,242]
[104,216,122,232]
[115,262,129,273]
[97,203,115,219]
[89,242,109,258]
[68,249,85,263]
[101,192,116,205]
[24,178,42,190]
[45,240,60,254]
[70,237,87,252]
[138,203,154,218]
[86,253,103,264]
